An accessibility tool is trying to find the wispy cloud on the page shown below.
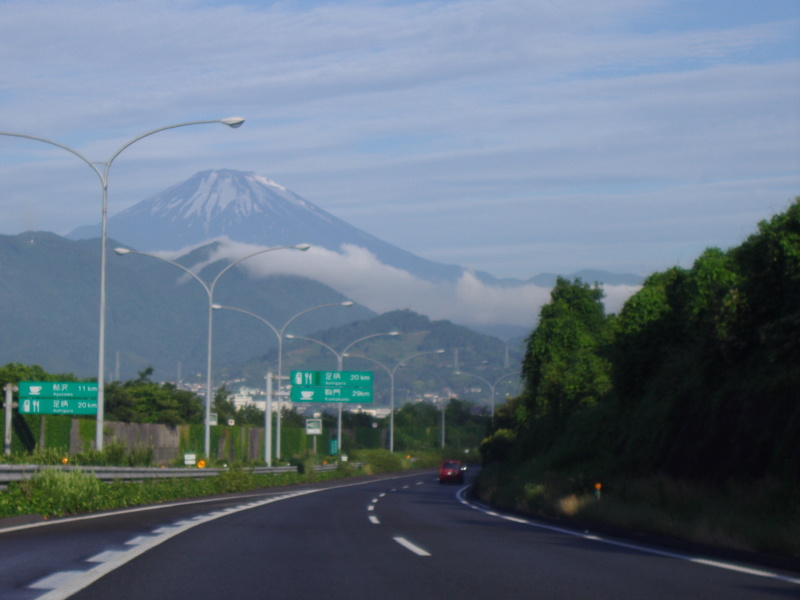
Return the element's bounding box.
[189,240,637,329]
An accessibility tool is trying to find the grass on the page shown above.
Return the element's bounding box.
[0,449,442,520]
[475,465,800,559]
[0,466,355,519]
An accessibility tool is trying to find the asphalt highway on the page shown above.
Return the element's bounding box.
[0,469,797,599]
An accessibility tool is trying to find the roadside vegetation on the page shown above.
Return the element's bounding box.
[0,449,445,520]
[477,198,800,559]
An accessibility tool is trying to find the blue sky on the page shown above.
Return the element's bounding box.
[0,0,798,285]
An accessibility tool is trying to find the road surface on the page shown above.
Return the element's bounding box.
[0,469,797,599]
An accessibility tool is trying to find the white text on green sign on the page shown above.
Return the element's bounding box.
[291,371,372,387]
[19,381,98,399]
[19,398,98,415]
[290,386,373,403]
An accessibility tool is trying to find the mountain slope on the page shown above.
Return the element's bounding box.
[0,232,374,381]
[68,169,466,282]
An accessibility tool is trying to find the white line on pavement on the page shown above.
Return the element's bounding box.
[393,536,431,557]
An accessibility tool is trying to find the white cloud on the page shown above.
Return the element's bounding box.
[173,239,638,329]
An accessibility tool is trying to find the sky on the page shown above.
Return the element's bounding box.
[0,0,798,329]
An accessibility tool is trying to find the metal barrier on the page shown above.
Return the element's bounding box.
[0,464,300,484]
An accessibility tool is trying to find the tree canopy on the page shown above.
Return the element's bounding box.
[483,198,800,485]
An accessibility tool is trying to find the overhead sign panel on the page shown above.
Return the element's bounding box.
[290,386,373,403]
[291,371,372,387]
[290,370,374,404]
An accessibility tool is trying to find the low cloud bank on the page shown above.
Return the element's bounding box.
[190,241,639,330]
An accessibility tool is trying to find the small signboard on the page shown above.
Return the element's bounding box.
[306,418,323,435]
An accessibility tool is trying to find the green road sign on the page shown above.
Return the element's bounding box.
[290,386,373,403]
[290,370,372,387]
[19,398,98,415]
[17,381,99,415]
[19,381,98,400]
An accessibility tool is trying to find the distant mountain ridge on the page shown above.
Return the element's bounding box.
[67,168,644,291]
[68,169,466,283]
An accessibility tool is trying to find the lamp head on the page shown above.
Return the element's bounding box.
[114,247,132,255]
[342,301,354,307]
[388,331,400,336]
[220,117,245,128]
[295,243,311,251]
[212,304,223,310]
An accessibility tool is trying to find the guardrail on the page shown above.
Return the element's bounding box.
[0,464,306,485]
[0,461,343,486]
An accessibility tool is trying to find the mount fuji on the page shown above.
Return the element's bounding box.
[67,169,469,283]
[67,169,641,335]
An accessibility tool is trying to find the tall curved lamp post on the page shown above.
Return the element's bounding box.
[0,117,245,450]
[285,331,399,456]
[115,243,309,458]
[344,349,444,452]
[455,370,518,418]
[211,301,353,460]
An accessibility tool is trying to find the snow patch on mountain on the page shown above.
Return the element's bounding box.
[67,169,466,282]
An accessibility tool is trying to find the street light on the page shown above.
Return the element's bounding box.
[344,349,444,452]
[211,301,353,461]
[455,370,518,418]
[285,331,400,455]
[0,117,245,450]
[115,243,309,458]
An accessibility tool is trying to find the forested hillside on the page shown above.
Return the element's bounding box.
[482,198,800,486]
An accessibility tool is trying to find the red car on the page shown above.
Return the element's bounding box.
[438,460,465,484]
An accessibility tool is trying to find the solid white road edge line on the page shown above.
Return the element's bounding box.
[32,491,315,600]
[456,487,800,586]
[25,472,425,600]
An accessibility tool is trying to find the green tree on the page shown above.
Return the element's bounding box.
[0,363,78,389]
[212,385,236,425]
[611,267,688,403]
[106,368,203,426]
[730,198,800,360]
[235,404,264,426]
[521,278,612,426]
[394,401,439,428]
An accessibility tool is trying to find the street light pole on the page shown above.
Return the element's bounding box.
[455,370,518,418]
[344,349,444,453]
[116,243,309,459]
[212,301,353,460]
[0,117,245,450]
[285,331,399,456]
